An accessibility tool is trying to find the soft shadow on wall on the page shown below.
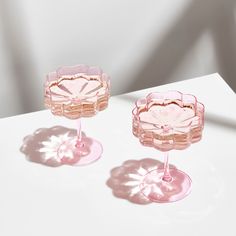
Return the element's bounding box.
[126,0,236,93]
[0,0,42,116]
[0,0,235,119]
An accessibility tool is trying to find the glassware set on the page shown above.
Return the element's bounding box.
[44,64,205,203]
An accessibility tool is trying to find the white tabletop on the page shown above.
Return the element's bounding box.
[0,73,235,236]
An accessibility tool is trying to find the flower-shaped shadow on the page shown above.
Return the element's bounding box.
[44,64,110,119]
[106,158,176,205]
[132,91,204,151]
[20,126,91,167]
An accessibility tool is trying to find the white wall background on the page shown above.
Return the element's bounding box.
[0,0,236,118]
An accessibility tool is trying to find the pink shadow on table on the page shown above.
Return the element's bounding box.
[107,158,179,205]
[20,126,92,167]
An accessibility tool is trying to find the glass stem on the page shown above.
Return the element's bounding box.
[76,118,82,148]
[162,151,172,182]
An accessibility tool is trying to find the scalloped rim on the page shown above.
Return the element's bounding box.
[132,91,205,151]
[44,64,110,119]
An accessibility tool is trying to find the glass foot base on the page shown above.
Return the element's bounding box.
[140,168,192,203]
[57,136,103,166]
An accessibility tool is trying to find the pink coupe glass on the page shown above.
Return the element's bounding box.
[132,91,204,202]
[44,64,110,165]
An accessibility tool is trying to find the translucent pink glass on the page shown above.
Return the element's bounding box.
[132,91,204,203]
[44,64,110,165]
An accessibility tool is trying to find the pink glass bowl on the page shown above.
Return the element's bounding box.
[132,91,205,203]
[44,65,110,166]
[132,91,204,152]
[44,64,110,119]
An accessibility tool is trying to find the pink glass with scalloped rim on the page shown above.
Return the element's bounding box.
[44,64,110,166]
[132,91,204,203]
